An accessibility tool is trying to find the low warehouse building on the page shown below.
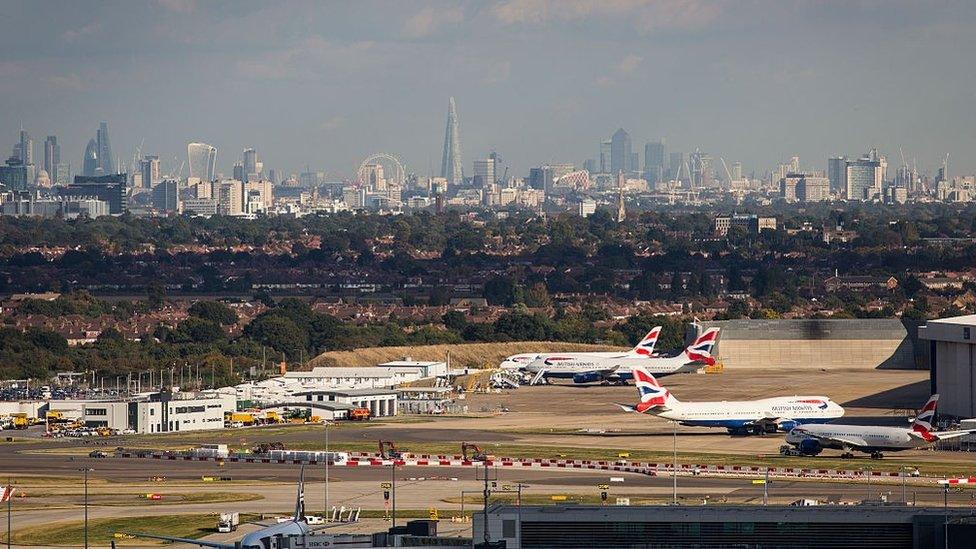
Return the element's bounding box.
[475,504,976,549]
[919,314,976,418]
[296,388,397,418]
[81,390,233,433]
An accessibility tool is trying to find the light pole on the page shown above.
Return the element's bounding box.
[391,458,397,529]
[324,420,330,521]
[78,468,93,549]
[672,420,677,505]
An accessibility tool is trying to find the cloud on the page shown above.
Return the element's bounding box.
[616,53,643,74]
[491,0,722,33]
[156,0,197,14]
[236,36,378,81]
[403,5,465,39]
[62,22,100,43]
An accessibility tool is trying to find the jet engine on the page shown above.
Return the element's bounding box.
[798,438,823,456]
[573,372,604,384]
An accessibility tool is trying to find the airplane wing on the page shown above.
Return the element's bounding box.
[126,533,235,549]
[925,428,976,441]
[615,403,637,413]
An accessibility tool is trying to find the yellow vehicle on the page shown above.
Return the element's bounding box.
[225,412,255,426]
[97,427,113,437]
[11,414,28,430]
[263,411,283,424]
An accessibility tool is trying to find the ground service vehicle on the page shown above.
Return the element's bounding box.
[349,408,370,421]
[217,512,240,533]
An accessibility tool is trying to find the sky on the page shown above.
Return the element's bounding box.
[1,0,975,180]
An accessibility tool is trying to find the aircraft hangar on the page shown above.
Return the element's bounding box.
[919,314,976,419]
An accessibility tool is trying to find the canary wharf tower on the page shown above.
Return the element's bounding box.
[440,97,463,185]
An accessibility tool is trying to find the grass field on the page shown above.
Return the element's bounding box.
[309,341,618,369]
[3,513,259,546]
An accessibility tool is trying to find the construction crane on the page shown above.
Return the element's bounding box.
[378,440,402,460]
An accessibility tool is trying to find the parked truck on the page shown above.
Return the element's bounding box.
[11,413,28,430]
[217,512,240,533]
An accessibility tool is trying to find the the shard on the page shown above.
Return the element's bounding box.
[440,97,463,184]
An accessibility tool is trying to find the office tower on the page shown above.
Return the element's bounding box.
[243,147,258,182]
[187,142,217,182]
[232,162,244,182]
[43,136,59,176]
[440,97,463,184]
[473,158,496,188]
[62,174,127,214]
[644,140,666,184]
[244,180,273,209]
[599,140,612,174]
[215,179,244,215]
[582,159,597,174]
[54,163,70,186]
[630,152,639,174]
[827,157,847,194]
[140,155,160,190]
[610,128,631,174]
[0,158,29,191]
[669,152,684,182]
[528,166,554,191]
[83,139,99,176]
[152,179,179,213]
[846,151,885,201]
[17,129,33,166]
[689,150,713,187]
[96,122,114,174]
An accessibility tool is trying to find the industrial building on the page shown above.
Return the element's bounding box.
[295,388,397,418]
[698,319,922,370]
[474,504,976,549]
[919,314,976,418]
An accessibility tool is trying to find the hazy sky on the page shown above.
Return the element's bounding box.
[2,0,975,179]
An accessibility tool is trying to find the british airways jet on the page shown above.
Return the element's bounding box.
[499,326,662,371]
[618,366,845,435]
[524,327,720,385]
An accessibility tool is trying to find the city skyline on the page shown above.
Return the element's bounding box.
[1,1,975,179]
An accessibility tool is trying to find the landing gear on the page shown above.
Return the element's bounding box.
[870,452,884,460]
[841,452,855,459]
[752,425,764,436]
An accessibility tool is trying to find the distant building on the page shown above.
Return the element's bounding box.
[823,275,898,292]
[644,140,666,185]
[846,150,886,201]
[714,214,777,236]
[181,197,218,217]
[578,198,597,217]
[152,179,179,213]
[599,140,612,174]
[610,128,632,175]
[689,150,713,188]
[81,390,233,434]
[0,156,29,191]
[43,136,59,177]
[96,122,114,174]
[214,179,244,215]
[2,197,109,218]
[243,147,258,182]
[139,155,160,190]
[62,174,127,214]
[440,97,464,184]
[82,138,99,176]
[781,173,829,202]
[53,162,70,186]
[827,156,847,195]
[187,142,217,182]
[473,158,496,188]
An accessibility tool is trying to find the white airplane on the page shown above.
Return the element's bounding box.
[499,326,662,370]
[524,327,720,385]
[784,394,976,459]
[618,365,845,435]
[130,467,316,548]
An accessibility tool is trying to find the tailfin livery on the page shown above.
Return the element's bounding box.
[294,465,306,522]
[911,395,938,442]
[628,326,662,357]
[632,367,674,413]
[683,327,719,365]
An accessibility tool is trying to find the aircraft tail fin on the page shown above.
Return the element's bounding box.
[911,394,939,442]
[631,366,677,413]
[294,465,306,522]
[627,326,662,357]
[682,327,719,365]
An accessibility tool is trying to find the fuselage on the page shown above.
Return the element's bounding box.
[524,352,697,380]
[501,351,626,370]
[653,397,845,430]
[786,424,923,452]
[239,520,310,548]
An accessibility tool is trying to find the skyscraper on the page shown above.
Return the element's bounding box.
[43,136,60,177]
[187,142,217,182]
[96,122,114,174]
[599,140,612,174]
[644,140,666,184]
[83,139,99,176]
[827,156,847,194]
[243,147,258,182]
[140,155,160,190]
[17,129,33,166]
[846,150,885,201]
[473,158,496,188]
[440,97,463,184]
[610,128,632,174]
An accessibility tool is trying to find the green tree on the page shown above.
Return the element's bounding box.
[188,301,239,325]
